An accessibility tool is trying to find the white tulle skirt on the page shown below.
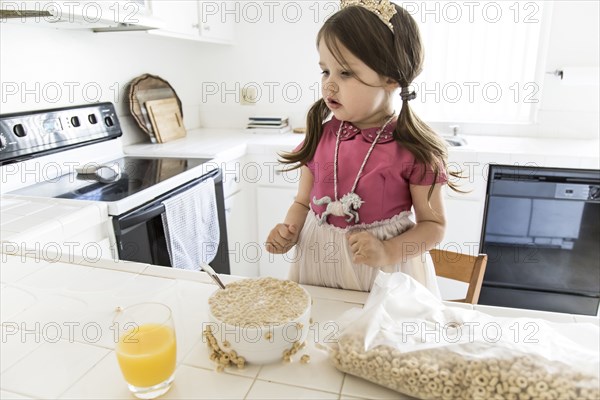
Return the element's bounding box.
[289,211,441,297]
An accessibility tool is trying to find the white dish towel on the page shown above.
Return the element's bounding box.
[161,177,220,270]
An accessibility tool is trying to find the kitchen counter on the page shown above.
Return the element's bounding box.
[1,128,599,399]
[123,129,305,162]
[123,128,600,168]
[1,253,598,400]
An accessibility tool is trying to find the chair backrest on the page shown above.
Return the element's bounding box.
[429,249,488,304]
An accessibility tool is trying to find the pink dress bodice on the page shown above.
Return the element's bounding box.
[304,117,447,228]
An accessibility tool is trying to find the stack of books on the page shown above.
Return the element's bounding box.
[246,116,291,134]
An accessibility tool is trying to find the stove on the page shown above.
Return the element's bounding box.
[0,103,230,273]
[9,156,212,214]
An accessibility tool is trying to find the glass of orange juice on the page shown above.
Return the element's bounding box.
[113,303,177,399]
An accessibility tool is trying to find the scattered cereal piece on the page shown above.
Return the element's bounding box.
[300,354,311,364]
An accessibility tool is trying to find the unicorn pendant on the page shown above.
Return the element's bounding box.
[313,192,364,225]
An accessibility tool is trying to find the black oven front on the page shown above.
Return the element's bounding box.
[112,168,230,274]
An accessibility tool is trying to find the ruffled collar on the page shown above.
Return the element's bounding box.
[330,117,396,143]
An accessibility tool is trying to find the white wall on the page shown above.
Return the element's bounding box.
[536,0,599,139]
[0,1,598,144]
[0,22,225,145]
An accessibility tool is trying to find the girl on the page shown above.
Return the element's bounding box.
[265,1,459,293]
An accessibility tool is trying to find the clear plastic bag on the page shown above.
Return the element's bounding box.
[327,273,600,400]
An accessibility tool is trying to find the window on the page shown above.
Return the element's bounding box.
[397,1,550,124]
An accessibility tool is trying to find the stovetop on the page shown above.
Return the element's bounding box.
[10,156,210,202]
[1,103,220,215]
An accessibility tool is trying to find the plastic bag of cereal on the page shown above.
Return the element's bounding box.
[327,272,599,400]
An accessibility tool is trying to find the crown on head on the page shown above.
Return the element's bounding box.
[340,0,397,32]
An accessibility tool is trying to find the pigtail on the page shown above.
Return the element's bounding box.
[389,5,463,199]
[395,100,462,200]
[279,98,330,168]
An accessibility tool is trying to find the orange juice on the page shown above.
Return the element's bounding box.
[116,323,177,388]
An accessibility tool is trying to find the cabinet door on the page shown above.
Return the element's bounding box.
[256,186,297,279]
[225,190,259,277]
[222,157,244,199]
[443,151,486,254]
[441,197,483,254]
[198,0,234,42]
[150,0,199,37]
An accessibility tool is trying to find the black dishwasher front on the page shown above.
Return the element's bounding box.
[478,165,600,315]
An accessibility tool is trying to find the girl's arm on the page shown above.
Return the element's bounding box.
[349,183,446,266]
[265,166,314,254]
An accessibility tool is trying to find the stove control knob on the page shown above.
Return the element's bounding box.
[104,116,114,127]
[13,124,26,137]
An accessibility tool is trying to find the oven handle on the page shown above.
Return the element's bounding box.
[118,203,166,229]
[116,167,221,230]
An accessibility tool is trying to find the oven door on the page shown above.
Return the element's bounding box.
[112,168,230,274]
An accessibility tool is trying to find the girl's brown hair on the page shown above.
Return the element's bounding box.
[281,5,460,197]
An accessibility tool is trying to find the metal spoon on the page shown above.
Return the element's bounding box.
[200,262,226,289]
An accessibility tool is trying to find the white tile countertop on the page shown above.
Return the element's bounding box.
[0,197,114,259]
[0,127,598,399]
[1,253,599,400]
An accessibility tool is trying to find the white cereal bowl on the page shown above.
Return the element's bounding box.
[207,283,311,365]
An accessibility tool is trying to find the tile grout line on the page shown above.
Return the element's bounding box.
[53,343,112,399]
[0,388,36,399]
[242,365,262,400]
[251,377,341,397]
[0,328,45,378]
[338,373,347,400]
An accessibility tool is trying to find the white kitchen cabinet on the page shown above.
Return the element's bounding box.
[441,196,483,254]
[256,185,297,279]
[0,0,162,31]
[149,0,234,43]
[221,156,245,199]
[220,156,259,277]
[149,0,199,37]
[224,190,259,277]
[248,153,299,279]
[197,1,235,42]
[441,150,487,254]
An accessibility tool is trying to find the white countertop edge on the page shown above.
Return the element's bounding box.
[124,128,600,159]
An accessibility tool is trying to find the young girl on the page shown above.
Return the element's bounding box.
[265,1,458,293]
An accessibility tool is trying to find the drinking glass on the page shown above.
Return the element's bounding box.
[113,303,176,399]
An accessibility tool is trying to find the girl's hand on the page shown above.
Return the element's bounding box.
[265,223,299,254]
[347,231,393,267]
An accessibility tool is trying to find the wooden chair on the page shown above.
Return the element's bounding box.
[429,249,488,304]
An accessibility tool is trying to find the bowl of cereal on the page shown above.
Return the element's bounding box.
[205,277,311,366]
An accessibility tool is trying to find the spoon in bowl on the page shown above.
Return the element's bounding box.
[200,262,226,289]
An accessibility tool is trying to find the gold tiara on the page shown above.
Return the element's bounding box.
[340,0,397,32]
